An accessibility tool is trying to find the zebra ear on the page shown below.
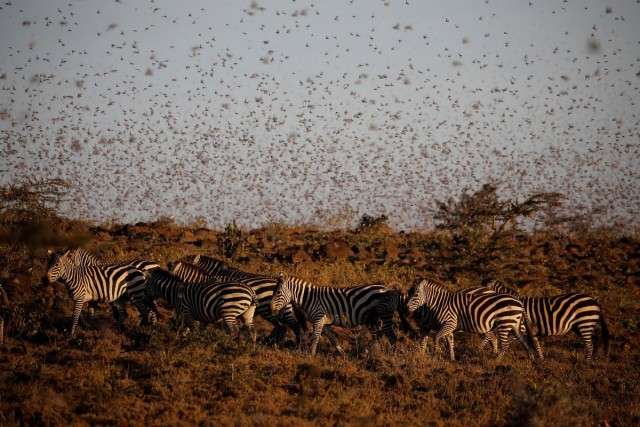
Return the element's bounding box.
[278,271,287,281]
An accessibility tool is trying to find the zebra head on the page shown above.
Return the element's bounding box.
[46,252,68,284]
[270,272,292,316]
[405,277,426,317]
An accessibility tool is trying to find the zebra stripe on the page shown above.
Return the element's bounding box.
[270,273,398,355]
[46,252,152,335]
[172,259,307,346]
[485,279,609,362]
[146,269,258,342]
[405,277,534,361]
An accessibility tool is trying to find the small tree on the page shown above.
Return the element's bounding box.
[434,183,563,279]
[0,178,70,225]
[217,220,245,264]
[354,213,389,234]
[0,178,72,249]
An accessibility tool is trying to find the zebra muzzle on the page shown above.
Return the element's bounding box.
[270,304,281,316]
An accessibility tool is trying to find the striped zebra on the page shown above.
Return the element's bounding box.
[407,285,502,353]
[145,269,258,343]
[172,258,307,346]
[405,277,537,361]
[46,251,153,335]
[269,273,400,356]
[485,279,609,362]
[63,248,161,319]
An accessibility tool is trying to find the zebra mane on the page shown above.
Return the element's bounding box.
[485,279,520,297]
[150,267,184,283]
[66,248,102,265]
[415,276,451,293]
[280,272,315,288]
[171,261,213,281]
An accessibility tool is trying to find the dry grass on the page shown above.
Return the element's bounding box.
[0,221,638,426]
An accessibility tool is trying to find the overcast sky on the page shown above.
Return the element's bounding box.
[1,0,638,230]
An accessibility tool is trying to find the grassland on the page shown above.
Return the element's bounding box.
[0,219,638,426]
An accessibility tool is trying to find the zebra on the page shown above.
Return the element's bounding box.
[171,259,307,346]
[145,269,258,343]
[63,248,161,320]
[484,279,609,362]
[408,284,499,353]
[269,273,400,356]
[405,277,537,361]
[45,251,154,335]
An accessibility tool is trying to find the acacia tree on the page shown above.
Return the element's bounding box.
[0,178,71,248]
[434,183,563,279]
[0,178,70,225]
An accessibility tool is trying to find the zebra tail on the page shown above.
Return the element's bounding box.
[600,312,610,358]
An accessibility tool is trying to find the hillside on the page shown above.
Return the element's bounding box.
[0,218,639,426]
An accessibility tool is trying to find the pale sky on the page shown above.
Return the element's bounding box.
[1,0,639,230]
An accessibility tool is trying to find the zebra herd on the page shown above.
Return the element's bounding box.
[45,249,610,362]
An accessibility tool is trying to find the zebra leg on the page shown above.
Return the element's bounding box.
[574,325,595,363]
[222,317,240,336]
[511,322,535,361]
[418,324,432,352]
[479,332,499,354]
[324,326,344,355]
[69,297,86,336]
[143,295,161,321]
[239,305,257,344]
[131,294,155,325]
[309,318,326,356]
[379,314,398,349]
[445,333,455,361]
[495,327,514,359]
[87,302,99,322]
[110,301,128,330]
[183,312,196,332]
[434,323,456,361]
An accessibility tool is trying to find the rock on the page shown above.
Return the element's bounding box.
[178,230,197,243]
[291,249,313,264]
[319,240,354,261]
[194,228,217,242]
[275,247,313,264]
